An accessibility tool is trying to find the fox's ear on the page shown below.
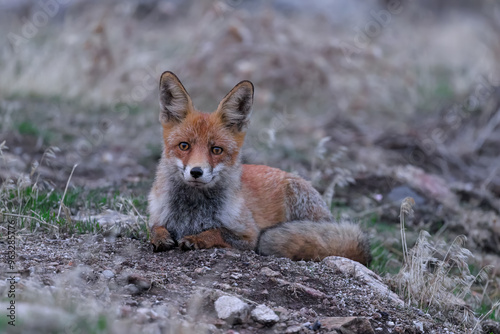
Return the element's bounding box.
[216,80,254,132]
[159,71,194,124]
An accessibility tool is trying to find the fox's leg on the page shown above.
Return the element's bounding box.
[148,181,175,252]
[179,229,231,250]
[150,225,176,252]
[180,223,259,251]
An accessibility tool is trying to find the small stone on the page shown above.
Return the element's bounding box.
[230,273,242,279]
[251,304,279,326]
[285,325,302,333]
[260,267,280,277]
[225,250,241,258]
[194,267,210,274]
[413,321,424,332]
[125,299,139,307]
[214,296,249,324]
[102,270,115,279]
[387,321,395,327]
[124,283,140,295]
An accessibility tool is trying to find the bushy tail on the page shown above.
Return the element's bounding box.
[257,220,371,265]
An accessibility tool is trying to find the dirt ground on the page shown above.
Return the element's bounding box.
[0,233,473,334]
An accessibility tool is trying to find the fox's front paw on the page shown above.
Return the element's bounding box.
[179,229,232,250]
[150,225,175,252]
[179,235,206,250]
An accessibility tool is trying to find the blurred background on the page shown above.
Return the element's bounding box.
[1,0,500,315]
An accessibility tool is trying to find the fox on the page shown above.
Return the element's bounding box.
[148,71,371,265]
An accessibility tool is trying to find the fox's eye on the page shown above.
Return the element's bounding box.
[179,142,190,151]
[211,147,223,155]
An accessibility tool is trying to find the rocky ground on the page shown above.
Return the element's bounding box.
[0,233,481,334]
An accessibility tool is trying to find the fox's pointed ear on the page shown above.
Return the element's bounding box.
[216,80,254,132]
[159,71,194,124]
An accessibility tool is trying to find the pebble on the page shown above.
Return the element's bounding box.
[214,296,249,324]
[124,284,140,295]
[260,267,280,277]
[194,267,210,274]
[102,270,115,279]
[413,321,424,332]
[251,304,279,325]
[225,251,241,258]
[285,325,302,333]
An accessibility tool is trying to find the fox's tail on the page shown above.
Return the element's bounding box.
[256,220,371,265]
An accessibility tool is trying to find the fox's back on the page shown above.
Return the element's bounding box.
[241,164,319,229]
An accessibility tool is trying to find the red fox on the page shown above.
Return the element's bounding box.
[148,72,371,265]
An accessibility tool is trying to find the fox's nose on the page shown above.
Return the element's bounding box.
[190,167,203,179]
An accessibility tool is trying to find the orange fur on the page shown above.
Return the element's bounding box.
[180,229,232,250]
[240,165,288,228]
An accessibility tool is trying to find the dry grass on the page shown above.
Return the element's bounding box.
[394,197,499,331]
[0,144,148,239]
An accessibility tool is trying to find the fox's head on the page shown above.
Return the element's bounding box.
[158,71,253,188]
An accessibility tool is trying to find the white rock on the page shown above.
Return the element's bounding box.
[214,296,249,323]
[285,325,302,333]
[323,256,404,307]
[413,321,424,332]
[102,270,115,279]
[251,304,279,325]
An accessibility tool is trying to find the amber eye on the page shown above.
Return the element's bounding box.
[179,142,190,151]
[211,147,223,155]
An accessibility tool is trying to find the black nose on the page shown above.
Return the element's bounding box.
[190,167,203,179]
